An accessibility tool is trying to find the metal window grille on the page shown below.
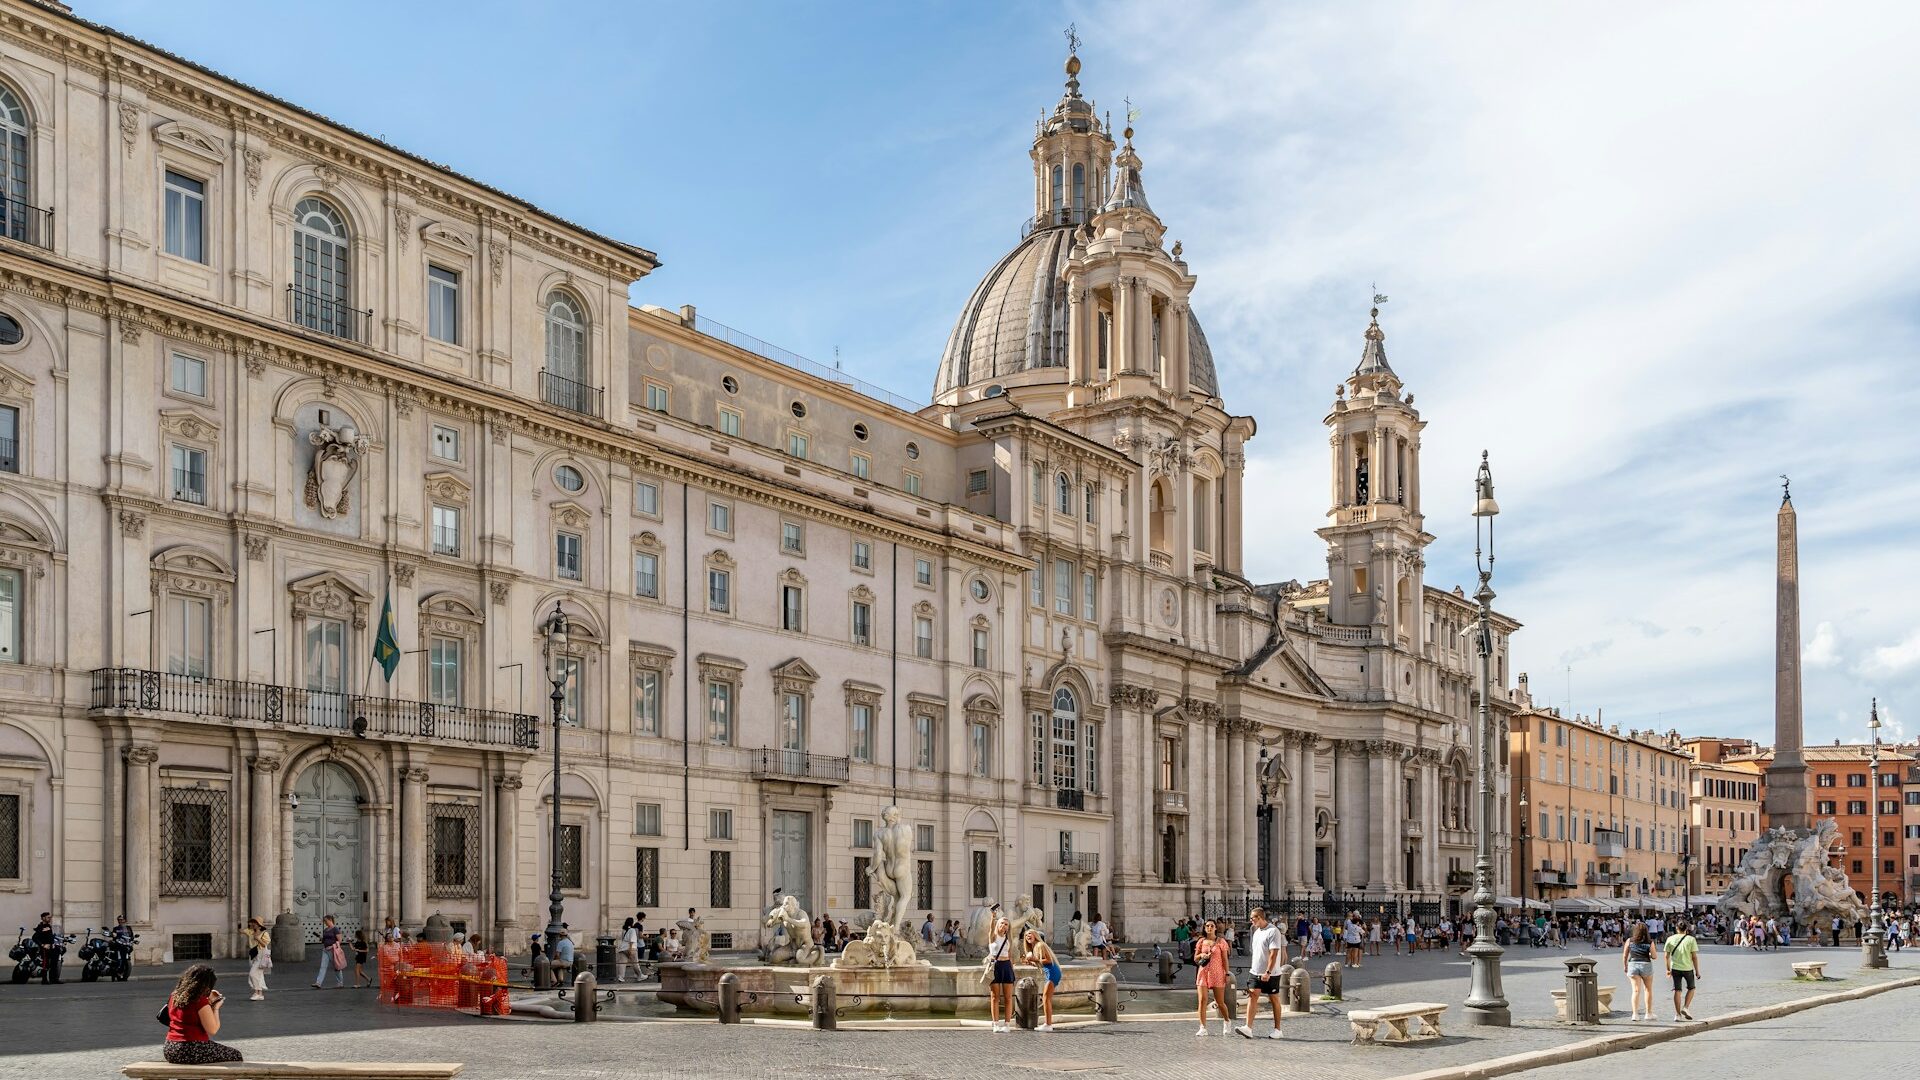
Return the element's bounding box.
[0,792,17,878]
[972,850,988,899]
[557,823,583,890]
[428,803,479,898]
[171,933,213,962]
[160,788,228,896]
[709,849,731,908]
[915,859,933,911]
[853,855,872,909]
[636,847,660,907]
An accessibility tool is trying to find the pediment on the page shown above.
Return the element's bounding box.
[153,120,228,164]
[152,544,233,580]
[288,569,372,602]
[550,500,591,529]
[159,408,219,441]
[420,221,475,252]
[771,657,820,683]
[0,359,35,398]
[420,592,480,620]
[423,471,471,503]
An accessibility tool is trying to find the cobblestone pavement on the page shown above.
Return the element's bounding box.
[2,941,1913,1078]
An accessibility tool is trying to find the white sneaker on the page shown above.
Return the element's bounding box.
[993,1021,1007,1033]
[1630,1012,1642,1021]
[1222,1026,1236,1036]
[1196,1026,1210,1036]
[1038,1024,1053,1032]
[1235,1025,1253,1039]
[1267,1029,1285,1039]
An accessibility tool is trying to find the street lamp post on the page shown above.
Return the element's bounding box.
[1864,698,1888,968]
[1464,451,1510,1026]
[542,602,572,972]
[1518,789,1533,934]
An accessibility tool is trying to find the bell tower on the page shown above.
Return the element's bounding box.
[1318,305,1431,643]
[1030,48,1114,230]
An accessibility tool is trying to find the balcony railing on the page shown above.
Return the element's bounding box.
[1446,869,1473,889]
[1156,788,1186,813]
[0,195,53,249]
[1594,829,1628,858]
[540,369,603,418]
[170,468,207,505]
[0,436,17,473]
[1533,869,1571,887]
[1051,851,1100,874]
[90,668,539,750]
[751,748,849,784]
[1055,787,1087,811]
[285,284,371,343]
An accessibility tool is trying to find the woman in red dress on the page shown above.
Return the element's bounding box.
[1193,919,1232,1036]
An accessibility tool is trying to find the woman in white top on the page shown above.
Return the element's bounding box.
[617,917,641,982]
[986,917,1017,1033]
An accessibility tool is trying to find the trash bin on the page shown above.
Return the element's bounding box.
[1563,956,1600,1024]
[595,935,617,981]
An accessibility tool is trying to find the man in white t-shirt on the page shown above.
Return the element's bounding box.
[1235,907,1286,1040]
[1089,915,1111,958]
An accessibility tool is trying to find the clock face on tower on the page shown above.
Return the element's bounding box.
[1159,588,1179,626]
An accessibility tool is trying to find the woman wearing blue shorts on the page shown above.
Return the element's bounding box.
[1023,928,1062,1032]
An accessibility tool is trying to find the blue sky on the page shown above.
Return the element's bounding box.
[90,1,1920,747]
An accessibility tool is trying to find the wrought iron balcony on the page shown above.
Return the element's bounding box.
[1055,787,1087,811]
[1446,869,1474,889]
[0,195,53,249]
[540,369,603,418]
[0,436,17,473]
[1051,851,1100,874]
[1594,829,1628,858]
[90,668,539,750]
[751,748,849,785]
[1532,869,1571,888]
[285,284,371,343]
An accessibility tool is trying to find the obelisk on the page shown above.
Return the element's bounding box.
[1764,479,1810,833]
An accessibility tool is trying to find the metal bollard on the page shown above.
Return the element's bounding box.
[531,954,551,990]
[811,974,837,1030]
[1562,956,1600,1024]
[1014,976,1040,1029]
[572,971,598,1022]
[1096,971,1118,1022]
[1322,961,1343,1000]
[1156,950,1175,985]
[1287,967,1311,1015]
[717,971,740,1024]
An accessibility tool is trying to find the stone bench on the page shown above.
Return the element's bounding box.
[1349,1002,1447,1044]
[1550,985,1616,1019]
[1792,961,1827,981]
[124,1063,462,1080]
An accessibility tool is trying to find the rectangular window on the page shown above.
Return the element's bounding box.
[709,500,732,535]
[1084,483,1096,523]
[708,568,731,612]
[707,680,734,744]
[709,807,733,840]
[1817,800,1836,815]
[431,423,460,461]
[427,636,462,707]
[554,656,583,725]
[165,796,216,887]
[851,704,872,762]
[431,813,470,890]
[633,668,661,736]
[971,627,988,668]
[852,540,872,571]
[636,846,660,906]
[915,557,933,586]
[169,444,207,505]
[915,823,936,852]
[915,714,935,770]
[972,849,989,899]
[916,860,934,910]
[163,170,205,263]
[709,850,731,908]
[1907,791,1920,806]
[645,382,670,412]
[1849,773,1868,787]
[903,471,922,496]
[780,584,804,631]
[781,521,804,554]
[427,265,460,344]
[431,504,461,556]
[852,601,872,646]
[633,551,658,598]
[970,720,991,777]
[0,792,17,878]
[1849,801,1868,815]
[541,823,581,891]
[0,405,16,473]
[780,692,806,752]
[1085,722,1099,793]
[853,855,872,909]
[1031,556,1043,607]
[635,802,662,836]
[1053,558,1072,614]
[555,532,582,580]
[914,616,933,659]
[1081,571,1097,621]
[716,406,742,437]
[1031,712,1047,785]
[853,819,874,848]
[634,480,659,516]
[787,431,809,459]
[1882,800,1900,816]
[166,595,210,678]
[170,352,208,397]
[0,568,19,663]
[851,452,871,480]
[968,469,990,494]
[1033,464,1045,505]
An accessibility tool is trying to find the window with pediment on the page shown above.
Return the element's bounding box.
[417,593,482,708]
[631,643,674,737]
[151,547,234,680]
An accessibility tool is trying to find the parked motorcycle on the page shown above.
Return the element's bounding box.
[78,927,110,982]
[7,927,37,983]
[106,931,137,981]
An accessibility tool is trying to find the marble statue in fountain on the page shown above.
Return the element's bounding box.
[1717,819,1865,927]
[762,895,825,966]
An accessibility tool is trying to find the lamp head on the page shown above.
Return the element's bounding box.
[1473,450,1500,518]
[543,601,569,648]
[1870,697,1880,732]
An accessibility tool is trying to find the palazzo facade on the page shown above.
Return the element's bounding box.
[0,3,1515,960]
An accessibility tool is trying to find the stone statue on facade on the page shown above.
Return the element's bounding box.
[868,804,915,937]
[304,422,369,519]
[762,895,824,966]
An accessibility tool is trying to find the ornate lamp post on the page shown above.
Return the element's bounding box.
[542,602,572,964]
[1464,451,1510,1026]
[1864,698,1888,968]
[1518,789,1532,920]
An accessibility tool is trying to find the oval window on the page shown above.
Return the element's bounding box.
[791,401,808,419]
[555,465,585,492]
[0,313,21,346]
[905,442,921,460]
[971,579,990,601]
[852,422,869,442]
[722,375,739,394]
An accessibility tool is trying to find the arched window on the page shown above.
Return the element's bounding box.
[1149,478,1172,555]
[1072,163,1085,216]
[0,84,29,241]
[1050,165,1063,212]
[291,198,351,336]
[1055,472,1072,515]
[546,292,587,380]
[1083,482,1096,524]
[1050,687,1079,792]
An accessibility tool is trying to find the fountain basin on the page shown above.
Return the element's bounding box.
[654,959,1114,1017]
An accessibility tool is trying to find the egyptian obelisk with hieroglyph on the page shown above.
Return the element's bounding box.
[1764,480,1810,834]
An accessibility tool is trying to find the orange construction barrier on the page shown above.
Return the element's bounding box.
[378,942,509,1016]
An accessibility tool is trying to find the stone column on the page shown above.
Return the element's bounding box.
[399,766,429,931]
[1421,754,1441,894]
[1242,728,1260,894]
[1281,735,1302,893]
[1135,281,1155,379]
[1190,714,1211,885]
[1214,720,1229,885]
[1113,277,1133,374]
[249,755,282,918]
[124,745,159,926]
[1226,726,1247,889]
[1066,284,1086,384]
[494,775,522,940]
[1367,744,1391,895]
[1296,737,1317,895]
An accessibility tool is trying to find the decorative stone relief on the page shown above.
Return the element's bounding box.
[158,410,217,442]
[487,244,505,284]
[488,581,510,606]
[243,351,266,379]
[243,534,269,562]
[242,148,264,196]
[392,562,416,587]
[304,422,369,519]
[316,163,341,190]
[118,509,146,538]
[392,206,413,252]
[117,101,140,157]
[1111,683,1160,710]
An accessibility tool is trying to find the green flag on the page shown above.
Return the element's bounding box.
[373,589,400,681]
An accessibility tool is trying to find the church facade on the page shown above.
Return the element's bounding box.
[0,0,1514,960]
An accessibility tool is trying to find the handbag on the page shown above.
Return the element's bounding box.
[156,1002,170,1026]
[330,942,347,969]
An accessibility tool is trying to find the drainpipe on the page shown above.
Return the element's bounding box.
[682,480,691,851]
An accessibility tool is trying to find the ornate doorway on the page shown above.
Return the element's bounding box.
[770,810,812,915]
[292,762,366,939]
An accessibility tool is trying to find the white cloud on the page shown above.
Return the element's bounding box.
[1804,622,1841,670]
[1859,630,1920,678]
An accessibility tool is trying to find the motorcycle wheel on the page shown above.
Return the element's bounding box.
[9,966,28,984]
[81,965,99,982]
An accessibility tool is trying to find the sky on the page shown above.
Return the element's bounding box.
[84,0,1920,748]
